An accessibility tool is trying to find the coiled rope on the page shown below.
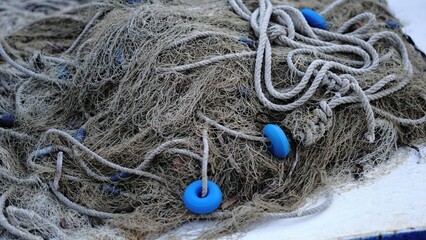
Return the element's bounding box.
[160,0,424,146]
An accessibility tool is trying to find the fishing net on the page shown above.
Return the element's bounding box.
[0,0,425,239]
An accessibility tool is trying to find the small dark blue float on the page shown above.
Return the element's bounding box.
[385,20,400,29]
[126,0,141,3]
[0,113,15,128]
[74,128,87,143]
[239,37,255,48]
[110,171,132,182]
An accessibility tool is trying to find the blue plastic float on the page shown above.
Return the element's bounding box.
[35,146,55,157]
[110,171,131,182]
[126,0,141,3]
[301,8,327,30]
[239,37,255,48]
[263,124,291,159]
[0,113,15,128]
[183,180,222,214]
[74,128,87,143]
[385,20,400,29]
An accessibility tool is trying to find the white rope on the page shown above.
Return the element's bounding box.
[198,112,266,142]
[0,127,34,140]
[76,38,94,61]
[166,148,203,162]
[49,182,117,219]
[27,146,82,183]
[40,54,73,65]
[0,42,67,86]
[373,106,426,125]
[36,129,199,185]
[200,191,333,220]
[159,0,420,146]
[136,139,190,170]
[0,170,39,186]
[0,67,26,78]
[40,129,164,183]
[201,128,209,198]
[181,0,415,146]
[78,158,111,182]
[158,0,417,146]
[53,151,63,190]
[0,189,43,240]
[65,11,104,54]
[28,145,69,169]
[261,192,332,219]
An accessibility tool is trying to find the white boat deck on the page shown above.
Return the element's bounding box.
[244,146,426,239]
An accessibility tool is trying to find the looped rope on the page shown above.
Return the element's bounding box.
[228,0,416,146]
[267,24,288,41]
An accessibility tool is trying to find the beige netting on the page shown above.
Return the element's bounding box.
[0,0,425,239]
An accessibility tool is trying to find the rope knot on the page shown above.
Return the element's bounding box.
[324,74,351,94]
[294,101,333,146]
[338,78,351,94]
[311,101,332,130]
[267,24,287,41]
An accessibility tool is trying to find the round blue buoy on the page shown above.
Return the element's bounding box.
[263,124,291,159]
[183,180,222,214]
[300,8,327,30]
[0,114,15,128]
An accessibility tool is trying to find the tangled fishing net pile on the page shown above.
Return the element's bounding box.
[0,0,425,239]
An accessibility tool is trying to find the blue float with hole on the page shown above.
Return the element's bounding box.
[263,124,290,159]
[300,8,327,30]
[183,180,222,214]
